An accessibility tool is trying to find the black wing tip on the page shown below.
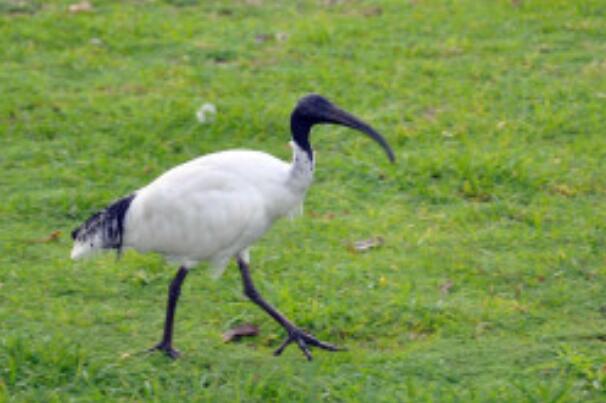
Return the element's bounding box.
[71,210,102,240]
[70,194,135,249]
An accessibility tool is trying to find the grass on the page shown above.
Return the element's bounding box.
[1,0,606,400]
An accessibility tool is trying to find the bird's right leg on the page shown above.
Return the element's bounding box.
[237,257,341,361]
[149,266,189,359]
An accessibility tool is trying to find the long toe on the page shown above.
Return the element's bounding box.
[273,328,343,360]
[301,333,343,352]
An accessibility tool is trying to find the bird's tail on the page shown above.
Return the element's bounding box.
[70,194,135,260]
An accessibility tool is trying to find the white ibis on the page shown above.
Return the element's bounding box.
[70,94,395,360]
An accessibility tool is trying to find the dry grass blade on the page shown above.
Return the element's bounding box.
[25,230,62,244]
[440,280,454,295]
[68,1,93,13]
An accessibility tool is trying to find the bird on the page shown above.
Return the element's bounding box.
[70,94,395,360]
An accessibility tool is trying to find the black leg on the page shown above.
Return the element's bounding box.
[149,266,189,359]
[237,258,341,361]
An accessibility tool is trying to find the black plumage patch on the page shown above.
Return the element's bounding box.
[71,194,135,255]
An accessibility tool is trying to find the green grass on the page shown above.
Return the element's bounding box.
[1,0,606,400]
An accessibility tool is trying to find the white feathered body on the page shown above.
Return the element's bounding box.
[71,144,314,276]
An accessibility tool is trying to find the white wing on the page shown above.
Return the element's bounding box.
[123,150,302,274]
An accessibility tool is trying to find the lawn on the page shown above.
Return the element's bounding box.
[1,0,606,401]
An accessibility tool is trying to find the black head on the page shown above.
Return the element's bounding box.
[290,94,395,162]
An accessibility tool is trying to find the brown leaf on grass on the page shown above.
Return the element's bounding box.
[439,280,454,295]
[552,184,576,197]
[25,230,62,244]
[3,0,40,14]
[308,211,336,220]
[362,6,383,17]
[275,32,288,42]
[473,322,490,338]
[408,331,429,341]
[255,31,289,44]
[422,107,439,121]
[350,236,384,253]
[513,301,528,313]
[515,283,523,298]
[68,1,93,13]
[255,34,272,43]
[222,324,259,343]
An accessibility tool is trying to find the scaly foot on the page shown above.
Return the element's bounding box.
[148,342,181,359]
[274,326,343,361]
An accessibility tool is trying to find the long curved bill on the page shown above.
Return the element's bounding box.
[323,104,395,163]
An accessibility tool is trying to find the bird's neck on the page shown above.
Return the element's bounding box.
[288,141,314,190]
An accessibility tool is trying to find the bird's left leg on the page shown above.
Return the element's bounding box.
[149,266,189,359]
[237,257,341,361]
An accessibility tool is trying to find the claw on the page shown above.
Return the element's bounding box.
[295,336,312,361]
[273,327,342,360]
